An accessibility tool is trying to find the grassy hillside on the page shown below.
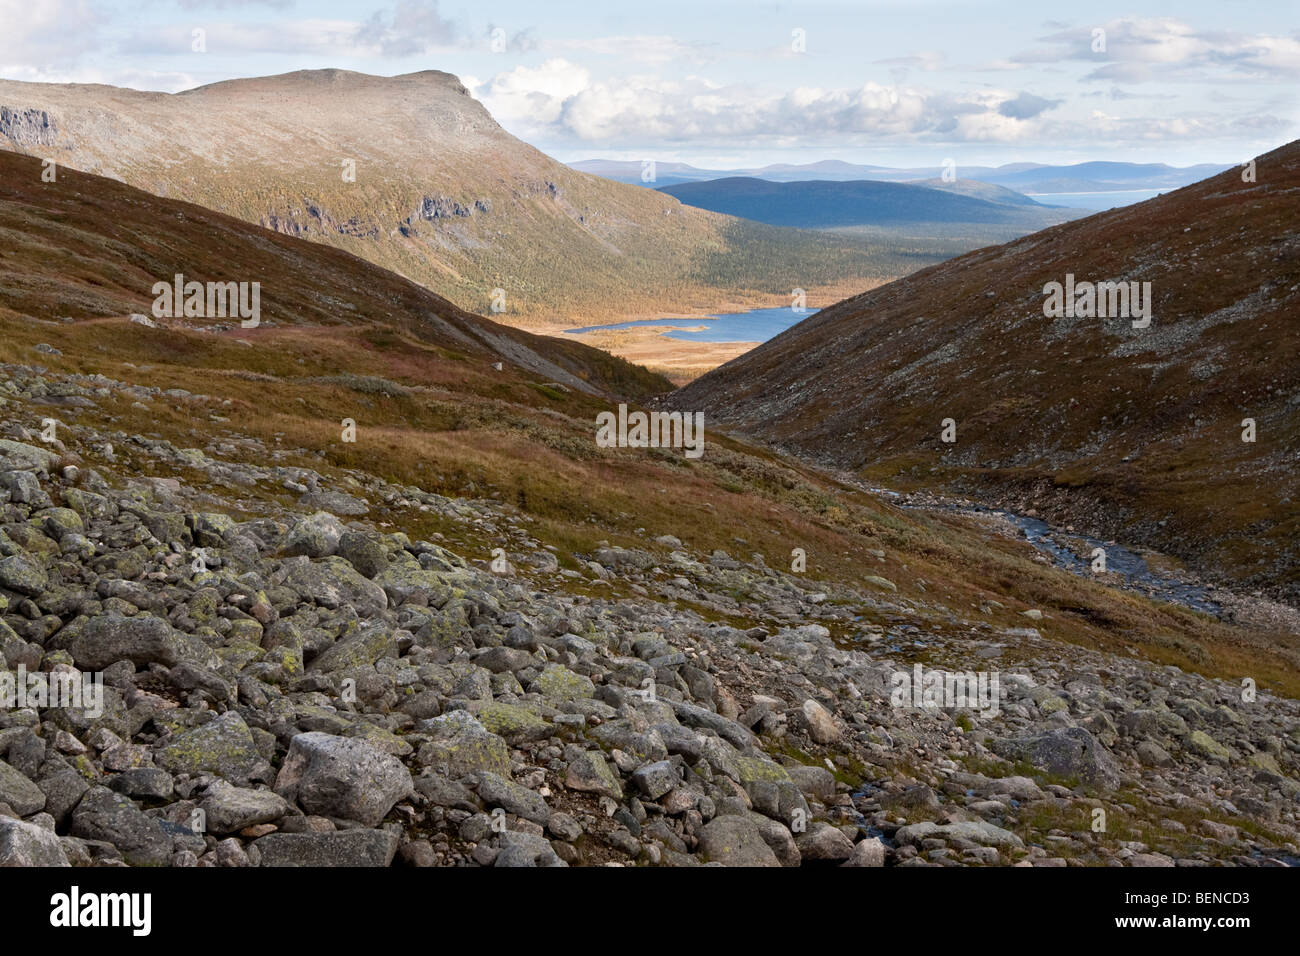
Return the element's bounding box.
[0,150,668,400]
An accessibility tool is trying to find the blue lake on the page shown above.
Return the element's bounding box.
[565,307,806,344]
[1028,189,1165,211]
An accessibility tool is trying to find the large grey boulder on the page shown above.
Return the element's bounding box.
[795,822,855,861]
[473,771,550,825]
[282,511,346,558]
[697,815,781,867]
[0,817,69,866]
[66,613,218,670]
[0,554,47,597]
[894,820,1024,849]
[200,781,291,834]
[990,727,1121,789]
[493,830,567,868]
[307,623,396,673]
[275,732,412,827]
[281,556,387,617]
[0,439,57,473]
[0,759,46,816]
[70,786,173,866]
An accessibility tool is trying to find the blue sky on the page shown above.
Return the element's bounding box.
[2,0,1296,167]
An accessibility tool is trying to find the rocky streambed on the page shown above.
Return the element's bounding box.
[863,483,1237,618]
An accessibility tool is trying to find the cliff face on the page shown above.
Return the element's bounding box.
[0,106,58,147]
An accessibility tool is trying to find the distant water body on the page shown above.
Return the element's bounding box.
[565,307,804,344]
[565,189,1162,345]
[1029,189,1165,211]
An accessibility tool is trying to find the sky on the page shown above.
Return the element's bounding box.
[2,0,1297,168]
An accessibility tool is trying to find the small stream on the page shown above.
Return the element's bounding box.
[866,486,1223,617]
[997,511,1221,615]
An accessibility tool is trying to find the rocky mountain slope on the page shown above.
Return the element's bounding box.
[1,144,1299,868]
[670,141,1300,603]
[0,70,918,326]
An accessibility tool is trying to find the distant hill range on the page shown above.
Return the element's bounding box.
[0,70,913,326]
[571,158,1235,194]
[656,177,1085,232]
[668,141,1300,601]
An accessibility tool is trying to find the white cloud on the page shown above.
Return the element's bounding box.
[117,1,463,58]
[480,59,1067,147]
[1027,18,1300,81]
[483,58,591,125]
[549,35,708,66]
[119,19,368,57]
[0,0,103,71]
[354,0,459,57]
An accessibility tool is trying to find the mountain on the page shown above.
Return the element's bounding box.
[669,141,1300,601]
[657,177,1085,231]
[0,149,665,400]
[566,159,720,188]
[5,142,1299,870]
[975,161,1235,194]
[909,178,1049,207]
[572,158,1234,193]
[0,70,906,326]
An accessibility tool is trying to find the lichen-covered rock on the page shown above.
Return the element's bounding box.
[155,711,271,785]
[529,663,595,700]
[0,553,47,597]
[475,701,552,744]
[336,530,388,578]
[0,439,58,473]
[564,750,623,799]
[473,771,550,824]
[416,711,511,780]
[282,556,388,617]
[307,622,396,672]
[1186,730,1231,763]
